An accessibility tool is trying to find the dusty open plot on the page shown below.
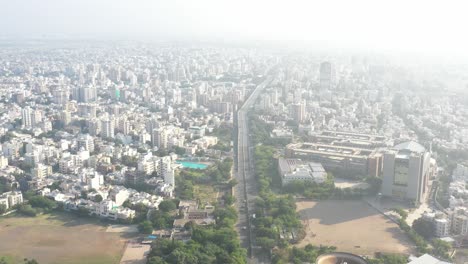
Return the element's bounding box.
[296,200,415,256]
[0,213,128,264]
[120,242,150,264]
[107,224,139,233]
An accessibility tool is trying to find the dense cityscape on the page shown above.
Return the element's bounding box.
[1,1,468,264]
[0,40,467,264]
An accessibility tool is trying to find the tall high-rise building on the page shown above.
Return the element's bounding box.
[77,134,95,153]
[31,109,42,127]
[52,89,69,105]
[319,61,335,91]
[71,86,97,103]
[152,128,168,149]
[381,141,432,204]
[60,110,71,126]
[101,118,115,139]
[21,107,32,128]
[80,86,97,103]
[290,102,306,123]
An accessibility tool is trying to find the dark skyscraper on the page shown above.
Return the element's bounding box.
[319,61,335,91]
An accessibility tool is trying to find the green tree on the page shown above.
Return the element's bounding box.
[432,239,452,259]
[138,220,153,234]
[149,210,173,229]
[174,146,186,156]
[28,195,57,210]
[224,194,235,206]
[147,256,168,264]
[257,237,276,252]
[412,217,434,239]
[392,208,408,220]
[94,195,103,202]
[76,207,90,217]
[158,200,177,213]
[0,204,6,215]
[367,253,408,264]
[18,204,37,217]
[227,179,238,188]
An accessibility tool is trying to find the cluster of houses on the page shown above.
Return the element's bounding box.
[421,164,468,244]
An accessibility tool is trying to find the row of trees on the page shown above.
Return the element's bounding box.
[282,176,382,200]
[272,244,336,264]
[251,141,305,255]
[13,194,60,217]
[253,195,303,254]
[366,253,408,264]
[250,116,320,259]
[0,257,38,264]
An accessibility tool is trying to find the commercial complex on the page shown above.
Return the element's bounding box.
[285,142,383,177]
[285,131,389,177]
[381,141,432,204]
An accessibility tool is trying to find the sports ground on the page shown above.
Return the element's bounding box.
[0,212,129,264]
[296,200,415,256]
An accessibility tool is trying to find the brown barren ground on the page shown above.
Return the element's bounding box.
[0,213,128,264]
[296,200,415,256]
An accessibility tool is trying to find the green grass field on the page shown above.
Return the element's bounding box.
[0,212,127,264]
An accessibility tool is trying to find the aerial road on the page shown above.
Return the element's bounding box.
[235,76,272,264]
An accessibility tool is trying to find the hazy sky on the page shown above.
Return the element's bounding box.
[1,0,468,55]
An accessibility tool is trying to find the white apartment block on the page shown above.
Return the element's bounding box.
[32,163,53,178]
[0,155,8,169]
[0,191,24,209]
[59,154,82,174]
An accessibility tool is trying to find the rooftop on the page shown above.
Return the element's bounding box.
[408,254,452,264]
[394,141,426,153]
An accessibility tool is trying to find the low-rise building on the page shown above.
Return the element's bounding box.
[278,158,327,186]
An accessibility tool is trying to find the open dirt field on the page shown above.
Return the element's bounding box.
[0,213,129,264]
[296,200,415,256]
[106,225,139,233]
[119,242,150,264]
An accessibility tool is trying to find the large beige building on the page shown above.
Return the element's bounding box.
[285,142,382,177]
[381,141,431,204]
[285,131,387,177]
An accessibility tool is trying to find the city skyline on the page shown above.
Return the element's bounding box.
[2,0,468,56]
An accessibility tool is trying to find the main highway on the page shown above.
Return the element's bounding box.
[234,76,272,264]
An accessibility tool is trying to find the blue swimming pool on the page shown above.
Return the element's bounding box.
[176,161,208,169]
